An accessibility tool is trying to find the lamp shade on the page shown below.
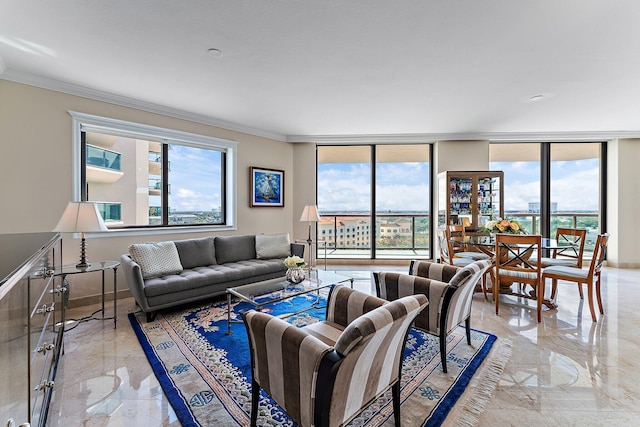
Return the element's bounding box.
[300,205,321,222]
[53,202,108,233]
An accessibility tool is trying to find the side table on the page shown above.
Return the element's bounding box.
[54,260,120,329]
[295,239,328,270]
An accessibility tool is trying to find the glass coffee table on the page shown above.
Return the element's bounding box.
[226,269,353,334]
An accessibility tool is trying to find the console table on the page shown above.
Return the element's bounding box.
[0,232,63,427]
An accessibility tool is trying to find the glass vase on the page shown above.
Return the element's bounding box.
[286,267,305,284]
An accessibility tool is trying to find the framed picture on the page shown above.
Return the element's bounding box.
[250,166,284,207]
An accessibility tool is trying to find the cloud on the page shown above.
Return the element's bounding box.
[168,145,222,211]
[318,162,429,212]
[170,188,220,211]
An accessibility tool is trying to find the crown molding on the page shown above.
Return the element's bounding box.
[0,69,288,142]
[288,130,640,144]
[4,69,640,145]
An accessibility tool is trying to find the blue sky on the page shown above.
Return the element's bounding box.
[168,145,222,212]
[492,159,600,211]
[318,162,430,212]
[167,147,600,213]
[318,158,600,213]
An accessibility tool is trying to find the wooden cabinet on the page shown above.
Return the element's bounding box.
[0,233,63,427]
[437,171,504,231]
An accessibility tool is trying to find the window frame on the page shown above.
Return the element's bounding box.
[489,141,605,238]
[70,111,238,236]
[316,143,433,260]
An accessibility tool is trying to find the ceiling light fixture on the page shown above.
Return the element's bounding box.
[207,48,223,59]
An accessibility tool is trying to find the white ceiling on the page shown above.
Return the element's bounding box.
[2,1,640,142]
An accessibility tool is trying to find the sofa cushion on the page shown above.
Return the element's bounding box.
[129,241,183,279]
[214,235,257,264]
[255,233,291,259]
[174,237,216,268]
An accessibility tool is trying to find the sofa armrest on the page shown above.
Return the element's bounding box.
[291,242,305,258]
[120,254,151,312]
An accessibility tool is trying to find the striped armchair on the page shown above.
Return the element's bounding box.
[373,259,492,373]
[242,284,428,427]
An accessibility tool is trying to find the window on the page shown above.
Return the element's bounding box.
[490,142,604,253]
[317,144,431,259]
[71,112,237,231]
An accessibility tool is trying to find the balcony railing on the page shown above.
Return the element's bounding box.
[96,202,122,222]
[505,212,600,253]
[315,211,599,260]
[87,145,121,171]
[318,214,431,259]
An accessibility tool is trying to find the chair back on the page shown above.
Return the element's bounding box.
[587,233,609,278]
[409,260,459,282]
[441,260,493,335]
[327,294,427,426]
[554,227,587,268]
[495,234,542,278]
[448,224,465,237]
[438,228,455,264]
[448,224,468,254]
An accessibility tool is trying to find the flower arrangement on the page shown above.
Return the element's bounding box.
[481,218,526,234]
[284,255,306,269]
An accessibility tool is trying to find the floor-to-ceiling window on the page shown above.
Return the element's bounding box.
[317,144,431,259]
[490,142,604,255]
[489,143,541,234]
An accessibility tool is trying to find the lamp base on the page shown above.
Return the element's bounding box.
[77,235,90,269]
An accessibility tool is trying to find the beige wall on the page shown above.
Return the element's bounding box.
[0,80,295,301]
[435,140,490,172]
[607,139,640,268]
[1,80,637,303]
[292,143,317,244]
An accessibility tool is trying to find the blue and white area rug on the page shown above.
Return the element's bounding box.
[129,293,511,426]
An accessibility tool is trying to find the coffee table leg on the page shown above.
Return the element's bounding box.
[226,292,232,335]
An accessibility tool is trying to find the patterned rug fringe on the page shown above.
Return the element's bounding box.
[452,338,513,427]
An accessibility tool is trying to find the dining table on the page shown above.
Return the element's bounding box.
[452,234,575,309]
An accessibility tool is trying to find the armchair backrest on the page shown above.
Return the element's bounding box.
[440,260,492,335]
[409,260,459,282]
[325,283,388,328]
[374,260,491,335]
[324,293,427,426]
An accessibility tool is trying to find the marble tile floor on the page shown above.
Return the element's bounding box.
[47,266,640,426]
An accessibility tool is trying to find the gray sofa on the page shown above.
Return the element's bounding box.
[121,234,304,321]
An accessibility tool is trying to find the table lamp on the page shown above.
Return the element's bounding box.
[54,201,108,268]
[299,205,321,271]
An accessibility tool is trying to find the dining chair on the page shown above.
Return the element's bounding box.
[494,233,543,322]
[438,228,475,267]
[531,227,587,268]
[447,224,490,261]
[541,233,609,322]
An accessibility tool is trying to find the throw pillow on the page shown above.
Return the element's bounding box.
[214,235,257,264]
[255,233,291,259]
[174,237,217,269]
[129,241,183,279]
